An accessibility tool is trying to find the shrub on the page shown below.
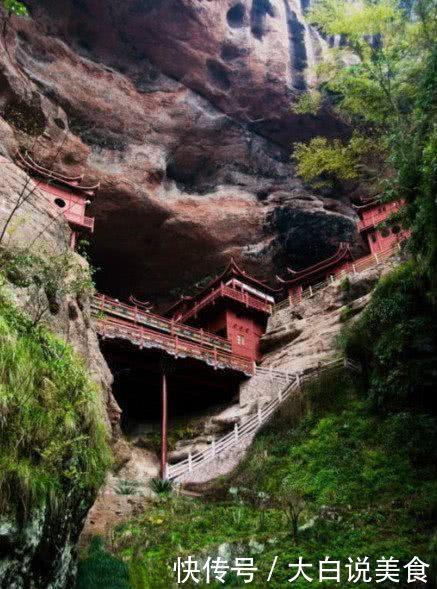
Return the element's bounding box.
[339,304,353,322]
[115,479,145,496]
[0,246,95,326]
[339,262,437,412]
[149,478,173,496]
[76,537,132,589]
[292,90,322,114]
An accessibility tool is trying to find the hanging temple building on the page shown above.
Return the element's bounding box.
[17,152,409,477]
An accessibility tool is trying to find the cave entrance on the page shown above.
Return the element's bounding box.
[100,338,245,473]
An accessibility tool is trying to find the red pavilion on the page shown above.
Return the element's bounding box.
[277,243,354,304]
[165,258,280,362]
[353,196,406,254]
[16,151,99,250]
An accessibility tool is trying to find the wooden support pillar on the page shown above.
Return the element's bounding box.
[161,372,168,480]
[69,230,77,250]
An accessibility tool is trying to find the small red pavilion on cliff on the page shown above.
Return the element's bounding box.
[165,258,280,362]
[353,196,406,254]
[277,243,354,303]
[16,151,99,249]
[275,197,409,304]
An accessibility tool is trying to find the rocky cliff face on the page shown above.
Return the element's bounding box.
[0,0,361,303]
[0,157,118,588]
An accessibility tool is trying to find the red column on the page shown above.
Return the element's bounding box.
[69,230,77,250]
[161,372,168,480]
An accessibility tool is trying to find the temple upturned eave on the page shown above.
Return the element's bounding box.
[277,243,353,288]
[164,257,280,318]
[16,151,100,196]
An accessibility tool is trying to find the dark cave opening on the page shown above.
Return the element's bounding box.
[100,340,243,441]
[206,59,231,92]
[250,0,275,40]
[227,3,246,28]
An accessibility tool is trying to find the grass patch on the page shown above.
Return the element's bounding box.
[0,294,111,521]
[104,366,436,588]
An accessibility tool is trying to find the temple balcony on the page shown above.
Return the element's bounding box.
[92,294,232,353]
[64,210,95,232]
[93,314,254,376]
[179,283,272,323]
[357,202,402,232]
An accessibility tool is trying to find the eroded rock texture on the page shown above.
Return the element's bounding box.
[0,158,117,589]
[0,0,360,303]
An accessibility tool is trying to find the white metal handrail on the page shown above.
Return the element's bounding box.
[166,357,360,481]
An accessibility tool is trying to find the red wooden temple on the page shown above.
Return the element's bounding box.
[276,243,354,303]
[92,266,276,478]
[16,151,99,249]
[16,147,411,479]
[92,293,254,375]
[353,196,407,254]
[165,258,280,362]
[276,197,409,304]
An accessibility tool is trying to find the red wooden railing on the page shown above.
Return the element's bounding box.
[92,294,231,352]
[178,283,272,323]
[65,210,95,231]
[93,314,254,375]
[273,242,402,311]
[356,202,401,232]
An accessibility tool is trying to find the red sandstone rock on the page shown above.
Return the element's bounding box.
[0,1,360,302]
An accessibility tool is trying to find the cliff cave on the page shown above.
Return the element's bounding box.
[100,340,242,438]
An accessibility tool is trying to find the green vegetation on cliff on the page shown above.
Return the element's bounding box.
[340,261,437,412]
[293,0,437,293]
[0,292,111,521]
[99,358,437,588]
[1,0,28,16]
[76,537,132,589]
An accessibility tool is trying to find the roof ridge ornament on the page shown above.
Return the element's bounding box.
[129,295,153,311]
[277,242,353,286]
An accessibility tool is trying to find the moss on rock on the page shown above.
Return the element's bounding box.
[0,293,111,587]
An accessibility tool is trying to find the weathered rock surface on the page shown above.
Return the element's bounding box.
[261,261,396,374]
[0,156,117,430]
[0,157,118,589]
[0,1,362,303]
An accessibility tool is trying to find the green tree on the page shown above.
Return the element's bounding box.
[294,133,375,188]
[1,0,28,16]
[293,0,437,291]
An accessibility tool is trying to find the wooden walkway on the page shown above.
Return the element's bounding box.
[91,295,255,375]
